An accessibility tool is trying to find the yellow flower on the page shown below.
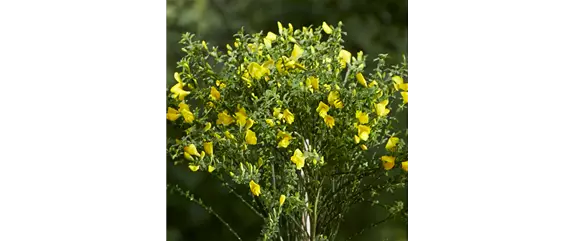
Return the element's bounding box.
[216,80,226,89]
[206,101,215,109]
[277,21,283,35]
[224,131,235,140]
[277,131,293,148]
[200,151,206,160]
[368,81,378,88]
[216,111,235,126]
[273,107,283,119]
[208,165,215,173]
[290,149,305,170]
[203,142,213,156]
[357,125,371,141]
[356,72,367,87]
[360,144,368,151]
[184,144,201,157]
[279,194,286,206]
[249,180,261,196]
[248,62,270,80]
[385,137,400,151]
[355,111,369,124]
[202,40,208,50]
[235,107,248,128]
[283,109,295,124]
[354,135,361,144]
[375,100,391,117]
[210,87,221,101]
[338,49,351,68]
[291,44,303,61]
[316,101,330,118]
[266,32,277,41]
[166,107,181,121]
[327,91,339,106]
[246,118,255,129]
[401,91,408,104]
[189,165,200,172]
[333,99,343,109]
[306,76,319,92]
[324,115,335,128]
[184,152,192,160]
[322,22,333,34]
[392,76,408,91]
[170,72,191,100]
[380,156,396,170]
[245,130,257,145]
[181,109,195,123]
[265,119,275,127]
[402,161,408,172]
[178,102,190,111]
[203,122,212,131]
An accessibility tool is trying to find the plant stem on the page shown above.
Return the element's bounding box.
[167,184,243,241]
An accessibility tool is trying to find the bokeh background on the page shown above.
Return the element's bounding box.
[167,0,407,240]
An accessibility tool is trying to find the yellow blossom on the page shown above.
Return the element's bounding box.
[245,130,257,145]
[355,111,369,124]
[170,72,191,100]
[184,144,201,157]
[290,149,305,170]
[248,62,270,80]
[264,32,277,48]
[203,122,212,131]
[324,115,335,128]
[280,194,286,206]
[277,21,283,35]
[203,142,213,156]
[360,144,368,151]
[385,137,400,151]
[265,119,275,127]
[189,165,200,172]
[368,81,378,88]
[273,108,283,119]
[235,107,248,128]
[375,100,391,117]
[291,44,303,61]
[178,102,189,111]
[246,118,255,129]
[327,91,339,106]
[357,125,371,141]
[402,161,408,172]
[392,76,408,91]
[354,135,361,144]
[306,76,319,92]
[333,99,343,109]
[277,131,293,148]
[202,40,208,50]
[184,152,192,160]
[316,101,330,118]
[356,73,367,87]
[206,101,215,109]
[166,107,180,121]
[224,131,235,140]
[401,91,408,104]
[210,87,221,101]
[250,180,261,196]
[208,165,215,173]
[181,109,195,123]
[322,22,333,34]
[380,156,395,170]
[200,151,206,160]
[283,109,295,124]
[338,49,351,68]
[216,111,235,126]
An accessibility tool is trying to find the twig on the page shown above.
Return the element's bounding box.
[167,184,243,241]
[345,214,393,241]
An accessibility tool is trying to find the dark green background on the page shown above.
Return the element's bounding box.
[167,0,407,240]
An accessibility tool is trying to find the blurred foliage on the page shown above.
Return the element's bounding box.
[167,0,407,240]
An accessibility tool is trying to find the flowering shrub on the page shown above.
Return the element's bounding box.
[167,21,408,241]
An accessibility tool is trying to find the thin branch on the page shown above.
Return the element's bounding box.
[220,181,265,219]
[345,214,393,241]
[167,184,243,241]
